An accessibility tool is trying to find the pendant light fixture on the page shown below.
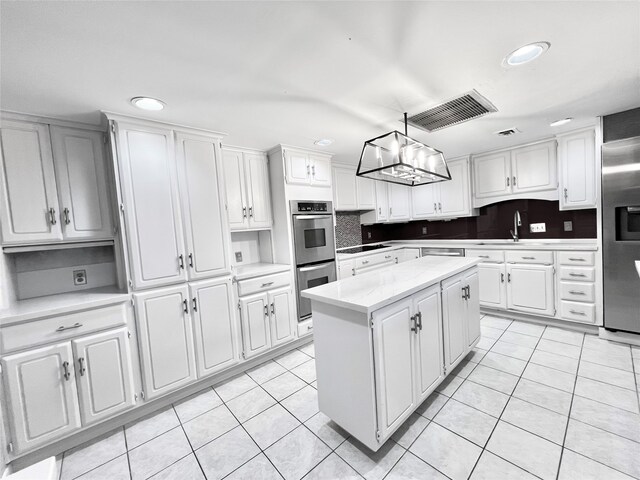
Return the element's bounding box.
[356,113,451,186]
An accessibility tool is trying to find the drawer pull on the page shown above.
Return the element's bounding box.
[569,273,586,278]
[307,325,313,331]
[569,290,586,295]
[56,322,83,332]
[261,282,274,288]
[78,357,86,376]
[62,361,71,381]
[384,255,392,259]
[478,255,489,258]
[522,256,535,260]
[568,258,585,262]
[570,310,586,316]
[362,260,369,265]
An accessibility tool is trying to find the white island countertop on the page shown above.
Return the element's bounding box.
[302,256,480,314]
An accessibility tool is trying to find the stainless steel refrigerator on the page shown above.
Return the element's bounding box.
[602,136,640,333]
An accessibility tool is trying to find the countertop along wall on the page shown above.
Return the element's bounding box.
[359,199,597,245]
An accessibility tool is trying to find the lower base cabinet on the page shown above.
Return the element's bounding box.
[442,269,479,369]
[1,327,135,454]
[506,264,555,316]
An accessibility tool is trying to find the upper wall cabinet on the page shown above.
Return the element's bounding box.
[472,140,558,208]
[222,147,272,230]
[283,147,331,187]
[557,128,596,210]
[109,115,230,290]
[0,117,112,246]
[360,181,411,223]
[332,165,375,211]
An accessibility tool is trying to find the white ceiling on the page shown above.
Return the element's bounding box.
[1,1,639,164]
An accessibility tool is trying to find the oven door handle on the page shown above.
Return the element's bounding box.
[294,215,333,220]
[299,262,334,272]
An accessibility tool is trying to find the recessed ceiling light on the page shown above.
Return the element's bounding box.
[130,96,165,111]
[314,139,333,147]
[502,41,550,67]
[550,118,573,127]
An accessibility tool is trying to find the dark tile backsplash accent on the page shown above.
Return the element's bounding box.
[360,199,597,244]
[335,212,363,248]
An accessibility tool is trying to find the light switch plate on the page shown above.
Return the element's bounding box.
[564,221,573,232]
[530,223,546,233]
[422,226,427,234]
[235,251,243,262]
[367,231,372,239]
[73,269,87,286]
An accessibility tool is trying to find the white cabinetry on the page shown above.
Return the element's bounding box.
[557,251,596,324]
[506,264,555,316]
[472,140,558,208]
[388,184,411,221]
[222,148,272,230]
[284,148,331,187]
[558,128,597,210]
[442,270,478,368]
[373,182,389,222]
[478,263,507,309]
[332,166,376,211]
[0,118,112,246]
[337,258,354,279]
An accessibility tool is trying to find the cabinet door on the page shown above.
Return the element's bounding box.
[0,119,62,244]
[511,141,557,194]
[333,168,358,210]
[465,270,481,347]
[507,264,555,316]
[411,184,438,219]
[190,278,239,377]
[478,263,507,309]
[337,259,354,279]
[284,150,310,185]
[50,127,112,240]
[388,184,411,220]
[559,130,596,210]
[176,132,230,281]
[372,297,416,439]
[240,292,271,358]
[268,286,296,347]
[356,176,376,210]
[72,328,135,425]
[310,155,331,187]
[472,151,511,199]
[115,122,186,289]
[439,158,471,217]
[1,343,80,454]
[222,150,248,230]
[414,285,444,403]
[134,285,197,399]
[442,275,467,369]
[245,153,272,228]
[374,181,389,222]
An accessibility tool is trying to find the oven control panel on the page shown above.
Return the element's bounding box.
[294,201,330,213]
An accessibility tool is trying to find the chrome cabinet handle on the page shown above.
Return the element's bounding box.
[384,255,392,259]
[271,303,275,315]
[438,202,442,212]
[192,297,198,311]
[264,305,269,317]
[570,309,586,316]
[261,281,274,287]
[63,207,71,225]
[461,286,468,300]
[56,322,83,332]
[249,206,253,218]
[466,285,471,300]
[362,260,369,265]
[569,273,586,277]
[564,188,568,200]
[62,361,71,381]
[188,253,194,268]
[508,273,511,282]
[48,207,57,225]
[478,255,489,258]
[178,254,185,270]
[568,258,585,262]
[501,273,505,283]
[434,203,437,212]
[351,268,355,276]
[312,165,316,177]
[416,311,423,331]
[410,314,418,332]
[506,177,510,187]
[389,207,393,216]
[512,176,516,186]
[243,206,247,218]
[183,299,189,314]
[78,357,86,376]
[306,164,310,176]
[378,207,381,215]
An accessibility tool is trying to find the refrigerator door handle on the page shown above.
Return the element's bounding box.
[636,261,640,279]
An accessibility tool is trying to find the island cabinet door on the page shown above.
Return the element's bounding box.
[413,285,444,403]
[372,297,416,440]
[465,270,481,347]
[442,274,468,370]
[240,292,272,358]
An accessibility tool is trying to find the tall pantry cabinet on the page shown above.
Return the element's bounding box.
[107,114,238,400]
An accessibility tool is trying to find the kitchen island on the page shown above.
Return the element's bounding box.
[301,256,480,451]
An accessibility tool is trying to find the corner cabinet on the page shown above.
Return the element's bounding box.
[0,117,113,246]
[222,148,272,230]
[361,181,410,223]
[283,147,331,187]
[332,166,376,211]
[558,128,597,210]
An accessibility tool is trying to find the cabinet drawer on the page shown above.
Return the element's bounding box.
[559,266,595,282]
[505,250,554,265]
[298,318,313,337]
[557,251,595,266]
[466,249,504,263]
[355,251,396,269]
[237,272,291,296]
[560,281,596,303]
[560,300,595,324]
[1,303,128,354]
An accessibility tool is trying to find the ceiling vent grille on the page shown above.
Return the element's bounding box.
[496,127,521,136]
[406,90,498,132]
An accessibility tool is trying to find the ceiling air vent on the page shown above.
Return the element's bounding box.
[405,90,498,132]
[496,127,521,136]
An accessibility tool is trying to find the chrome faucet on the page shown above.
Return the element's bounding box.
[510,210,522,242]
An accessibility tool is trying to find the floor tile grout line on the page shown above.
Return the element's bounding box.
[170,404,208,480]
[122,425,133,480]
[561,445,640,480]
[62,428,130,480]
[568,416,640,446]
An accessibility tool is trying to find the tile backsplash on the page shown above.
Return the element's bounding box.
[335,212,362,248]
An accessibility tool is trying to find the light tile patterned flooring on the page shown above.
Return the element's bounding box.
[57,317,640,480]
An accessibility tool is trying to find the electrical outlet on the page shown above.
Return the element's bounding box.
[235,251,243,262]
[422,226,427,235]
[73,269,87,286]
[367,231,372,239]
[530,223,546,233]
[564,221,573,232]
